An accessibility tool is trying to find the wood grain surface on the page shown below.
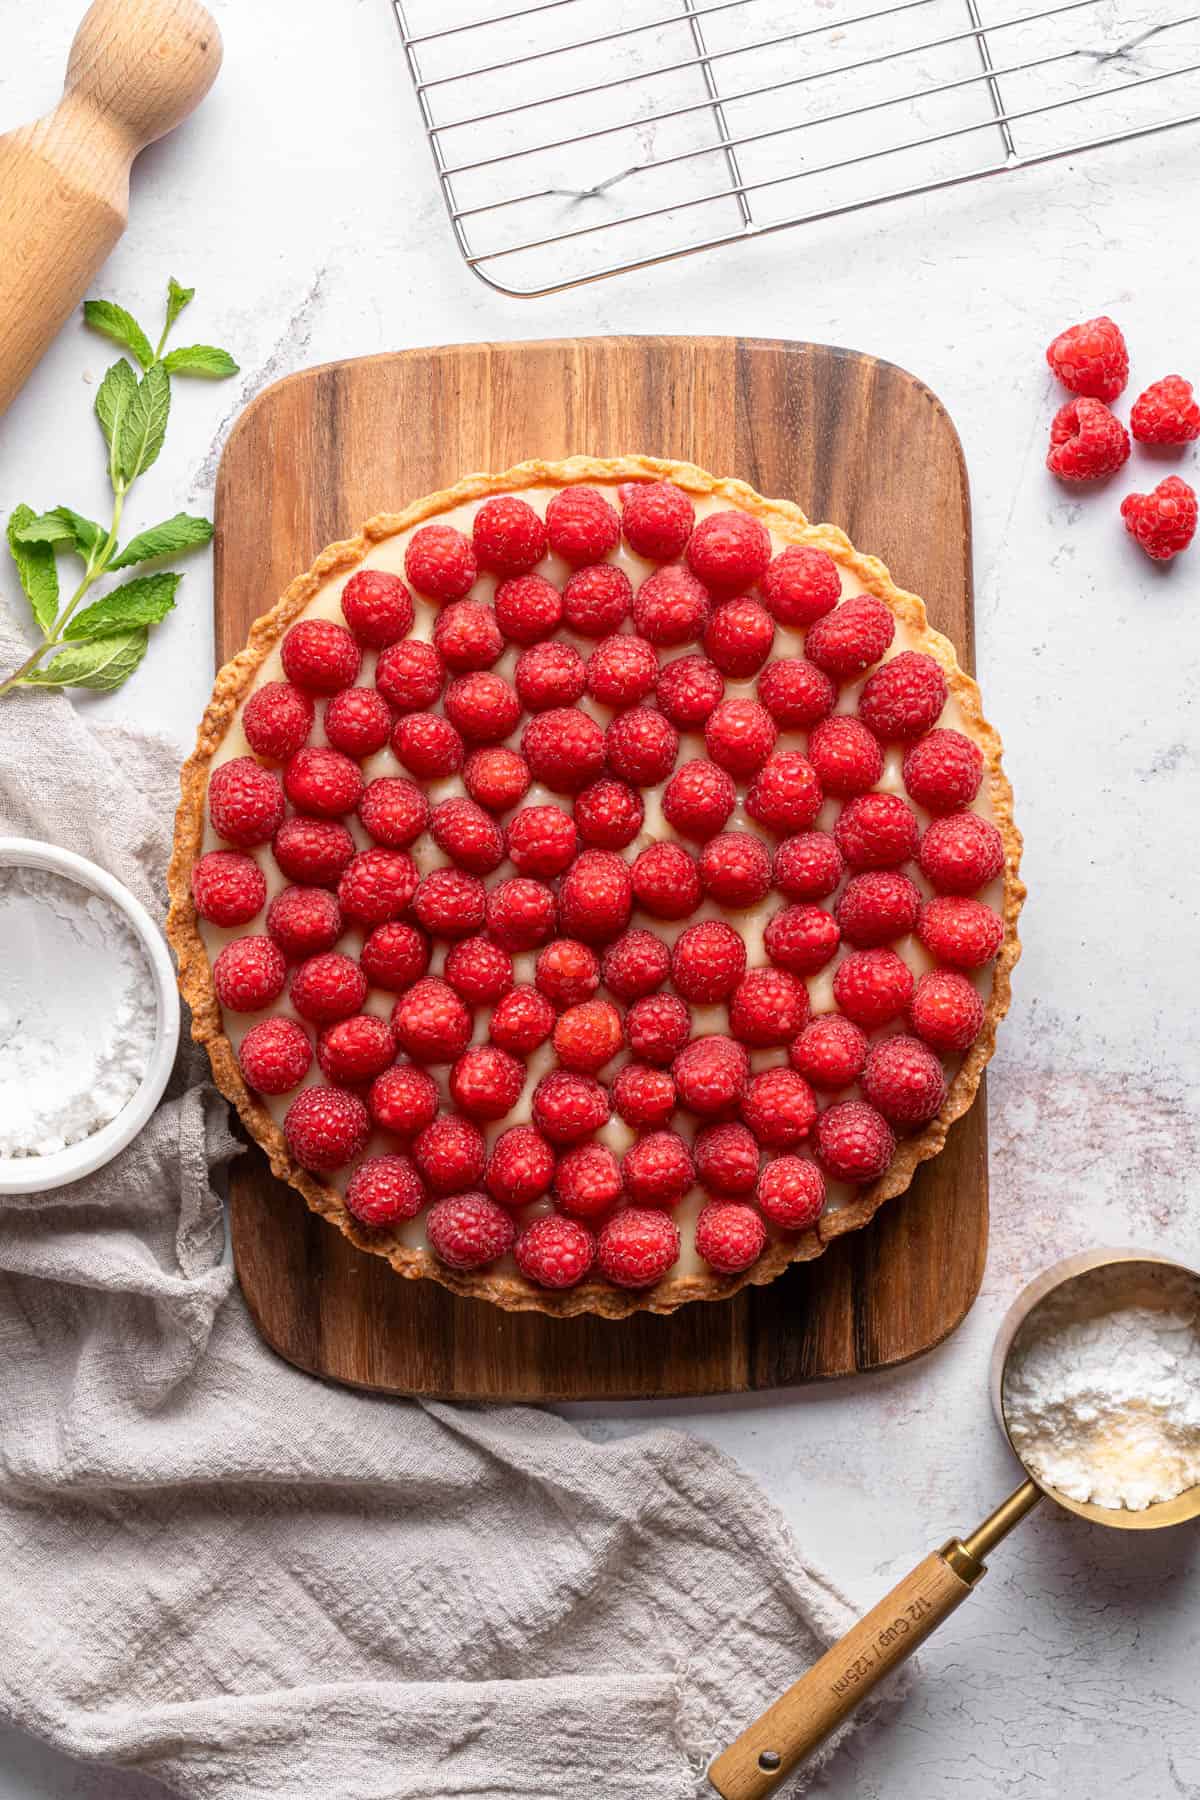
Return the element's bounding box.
[215,336,988,1401]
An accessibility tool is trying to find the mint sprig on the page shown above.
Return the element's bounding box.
[1,279,238,699]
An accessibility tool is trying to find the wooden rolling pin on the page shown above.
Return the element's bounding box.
[0,0,222,414]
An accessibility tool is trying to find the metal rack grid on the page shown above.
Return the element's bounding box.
[391,0,1200,296]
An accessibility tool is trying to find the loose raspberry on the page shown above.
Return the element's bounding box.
[360,920,430,991]
[487,1124,555,1207]
[283,1085,369,1172]
[290,951,368,1023]
[404,523,477,601]
[340,569,414,648]
[662,759,736,841]
[323,687,393,758]
[633,565,710,646]
[1121,477,1197,562]
[375,639,446,713]
[700,831,773,908]
[757,657,836,729]
[238,1016,313,1095]
[558,849,633,943]
[464,746,530,812]
[515,640,586,711]
[671,919,746,1002]
[433,599,503,672]
[761,546,841,626]
[391,710,465,779]
[266,883,341,958]
[673,1034,750,1117]
[835,792,919,869]
[602,928,670,1001]
[415,1116,488,1195]
[612,1063,677,1130]
[553,998,623,1073]
[444,935,514,1005]
[486,877,557,950]
[703,597,775,677]
[817,1100,896,1183]
[213,936,287,1012]
[729,967,809,1046]
[489,984,556,1053]
[585,633,659,708]
[242,683,314,761]
[919,813,1005,894]
[273,816,355,887]
[807,716,884,798]
[620,480,695,561]
[536,938,600,1008]
[546,485,621,565]
[806,595,895,679]
[443,672,522,744]
[686,509,771,593]
[573,778,644,850]
[412,866,486,939]
[532,1069,610,1144]
[368,1061,439,1136]
[694,1121,760,1196]
[858,651,948,741]
[788,1014,868,1089]
[280,618,361,693]
[344,1155,426,1229]
[284,746,364,818]
[746,751,824,835]
[605,707,679,786]
[903,729,984,813]
[428,797,504,876]
[916,895,1004,968]
[521,707,607,793]
[426,1192,515,1270]
[757,1158,825,1231]
[209,757,285,847]
[515,1214,595,1289]
[507,804,578,878]
[832,947,915,1027]
[1046,397,1131,482]
[704,698,776,777]
[554,1142,624,1217]
[597,1205,680,1287]
[773,832,844,901]
[192,850,267,927]
[562,562,632,637]
[742,1067,817,1148]
[626,992,691,1064]
[623,1130,693,1206]
[494,573,562,647]
[391,976,473,1062]
[835,869,921,946]
[473,495,548,576]
[763,903,840,975]
[862,1034,948,1128]
[1130,375,1200,445]
[631,840,702,919]
[317,1012,397,1084]
[450,1044,525,1121]
[695,1200,767,1274]
[339,847,419,925]
[1045,315,1129,402]
[655,653,724,728]
[909,967,985,1053]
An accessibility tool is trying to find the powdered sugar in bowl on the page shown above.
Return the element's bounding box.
[0,838,180,1194]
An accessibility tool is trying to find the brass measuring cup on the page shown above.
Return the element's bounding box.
[708,1249,1200,1800]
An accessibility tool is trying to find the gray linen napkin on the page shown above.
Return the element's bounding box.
[0,607,899,1799]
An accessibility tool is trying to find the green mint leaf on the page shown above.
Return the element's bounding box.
[95,358,138,453]
[83,299,154,371]
[46,505,107,564]
[109,512,212,570]
[117,362,171,484]
[23,628,149,692]
[63,571,181,642]
[13,512,76,547]
[162,344,239,379]
[6,504,59,634]
[164,278,195,336]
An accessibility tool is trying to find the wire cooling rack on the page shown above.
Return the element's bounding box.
[391,0,1200,296]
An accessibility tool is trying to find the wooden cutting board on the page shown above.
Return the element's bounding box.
[215,336,988,1401]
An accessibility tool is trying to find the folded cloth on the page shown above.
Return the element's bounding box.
[0,607,898,1799]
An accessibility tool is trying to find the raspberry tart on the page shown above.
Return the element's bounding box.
[168,456,1023,1317]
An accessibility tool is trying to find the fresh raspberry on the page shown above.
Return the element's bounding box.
[807,716,884,798]
[1045,315,1129,402]
[553,1142,624,1217]
[507,804,578,877]
[317,1012,397,1084]
[284,746,365,818]
[562,562,632,637]
[515,1215,595,1288]
[757,1157,825,1231]
[773,832,844,901]
[763,903,840,975]
[788,1014,868,1089]
[729,967,809,1046]
[597,1205,680,1287]
[858,651,948,741]
[620,480,695,561]
[761,546,841,627]
[443,672,522,744]
[673,1034,750,1117]
[756,657,836,729]
[695,1201,767,1274]
[444,935,514,1005]
[655,653,724,728]
[704,698,776,777]
[489,984,556,1053]
[266,884,341,958]
[375,639,446,713]
[536,937,600,1008]
[916,895,1004,968]
[280,618,361,693]
[601,928,670,1001]
[626,992,691,1064]
[804,594,897,688]
[700,831,773,907]
[694,1121,760,1195]
[686,509,771,593]
[832,947,915,1027]
[360,920,430,991]
[746,751,824,835]
[632,566,710,647]
[919,813,1005,894]
[573,779,644,850]
[862,1034,948,1128]
[472,495,548,576]
[494,573,562,646]
[585,634,659,708]
[415,1116,488,1195]
[1121,477,1198,562]
[290,951,368,1023]
[1130,375,1200,445]
[238,1016,313,1095]
[391,976,473,1061]
[464,746,530,813]
[192,850,267,927]
[816,1099,896,1183]
[283,1086,369,1172]
[391,710,465,779]
[703,597,775,676]
[339,847,419,925]
[272,816,355,887]
[631,840,702,919]
[209,757,285,847]
[368,1060,439,1136]
[671,919,746,1002]
[521,707,607,792]
[553,998,624,1072]
[404,523,477,601]
[1046,397,1131,482]
[909,968,985,1053]
[623,1130,693,1206]
[662,759,736,841]
[546,486,621,565]
[323,686,393,758]
[559,849,633,943]
[340,569,414,648]
[426,1192,515,1270]
[487,1124,555,1207]
[486,877,557,949]
[903,729,984,813]
[515,640,586,711]
[242,683,314,761]
[429,797,505,875]
[605,708,679,786]
[412,866,486,939]
[344,1155,426,1229]
[532,1069,610,1144]
[835,869,921,946]
[835,792,919,869]
[212,936,287,1012]
[433,599,503,672]
[611,1063,676,1130]
[742,1067,817,1148]
[449,1044,525,1120]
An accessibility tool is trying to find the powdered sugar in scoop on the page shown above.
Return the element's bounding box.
[0,865,157,1157]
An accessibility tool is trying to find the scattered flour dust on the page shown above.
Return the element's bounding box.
[1003,1264,1200,1511]
[0,864,157,1158]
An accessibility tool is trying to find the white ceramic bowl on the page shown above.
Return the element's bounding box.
[0,837,181,1195]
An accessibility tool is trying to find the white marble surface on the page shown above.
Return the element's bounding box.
[2,0,1199,1795]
